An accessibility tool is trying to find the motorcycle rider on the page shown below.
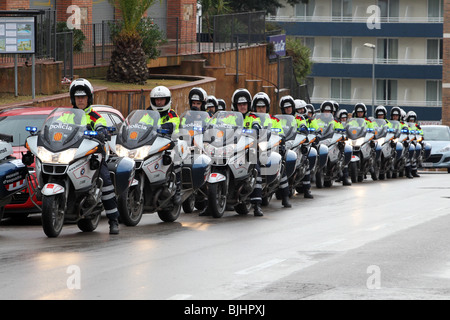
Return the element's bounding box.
[352,103,374,128]
[406,111,422,178]
[217,99,226,111]
[205,95,219,117]
[305,103,315,119]
[69,78,120,235]
[147,86,183,204]
[293,99,317,199]
[232,88,264,216]
[188,87,208,111]
[320,101,351,186]
[390,106,402,122]
[252,92,292,207]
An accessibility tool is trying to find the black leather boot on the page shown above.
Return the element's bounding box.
[108,219,119,235]
[412,170,420,177]
[253,203,263,216]
[405,166,413,179]
[304,190,314,199]
[282,196,292,208]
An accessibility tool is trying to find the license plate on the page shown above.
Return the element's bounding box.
[422,162,433,167]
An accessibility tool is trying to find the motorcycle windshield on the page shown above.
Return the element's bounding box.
[179,110,210,132]
[372,119,388,139]
[118,110,160,149]
[408,122,418,137]
[252,112,274,141]
[274,115,297,141]
[345,118,367,140]
[314,113,335,138]
[203,111,243,147]
[40,108,88,152]
[388,120,401,137]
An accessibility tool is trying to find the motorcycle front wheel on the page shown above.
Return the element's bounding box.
[208,182,227,218]
[41,194,65,238]
[118,184,144,226]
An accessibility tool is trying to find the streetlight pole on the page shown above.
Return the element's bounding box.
[364,43,376,117]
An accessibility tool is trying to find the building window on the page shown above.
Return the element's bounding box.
[331,78,351,101]
[428,0,443,22]
[295,0,315,19]
[332,0,352,21]
[295,36,315,56]
[378,0,399,21]
[377,79,397,104]
[377,38,398,63]
[426,80,442,106]
[427,39,443,64]
[331,38,352,62]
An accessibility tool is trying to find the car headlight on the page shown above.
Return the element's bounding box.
[116,145,151,160]
[37,146,77,164]
[439,145,450,153]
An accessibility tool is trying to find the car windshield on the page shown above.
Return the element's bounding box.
[422,126,450,141]
[0,114,48,147]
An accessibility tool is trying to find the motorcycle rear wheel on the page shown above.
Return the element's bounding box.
[158,203,181,222]
[42,194,65,238]
[182,194,196,213]
[77,209,101,232]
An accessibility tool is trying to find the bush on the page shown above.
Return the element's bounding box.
[56,22,86,53]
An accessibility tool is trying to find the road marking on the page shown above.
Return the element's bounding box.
[235,258,286,275]
[167,294,192,300]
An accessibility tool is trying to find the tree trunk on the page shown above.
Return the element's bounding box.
[107,33,149,84]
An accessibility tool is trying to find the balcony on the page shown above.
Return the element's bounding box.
[267,16,443,24]
[311,57,442,66]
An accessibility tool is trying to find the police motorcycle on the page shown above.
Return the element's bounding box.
[23,108,133,237]
[202,111,257,218]
[407,122,431,171]
[275,114,321,194]
[314,113,352,187]
[250,113,283,206]
[114,109,185,225]
[366,118,386,180]
[371,119,400,180]
[346,118,378,182]
[0,134,29,221]
[175,110,212,213]
[391,122,410,178]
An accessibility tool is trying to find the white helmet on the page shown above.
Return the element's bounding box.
[294,99,307,114]
[205,95,219,113]
[188,87,207,110]
[69,78,94,108]
[251,92,271,113]
[375,105,387,119]
[406,111,417,123]
[231,88,252,112]
[279,95,295,115]
[150,86,172,113]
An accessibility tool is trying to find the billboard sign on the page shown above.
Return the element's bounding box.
[0,16,36,54]
[267,34,286,59]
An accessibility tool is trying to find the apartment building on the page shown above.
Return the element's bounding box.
[269,0,443,121]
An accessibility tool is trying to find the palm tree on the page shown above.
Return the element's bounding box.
[107,0,158,84]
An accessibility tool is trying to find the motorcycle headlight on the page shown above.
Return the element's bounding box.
[349,137,364,147]
[37,146,77,164]
[116,145,151,160]
[204,144,236,158]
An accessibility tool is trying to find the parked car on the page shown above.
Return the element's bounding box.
[0,105,125,219]
[421,125,450,172]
